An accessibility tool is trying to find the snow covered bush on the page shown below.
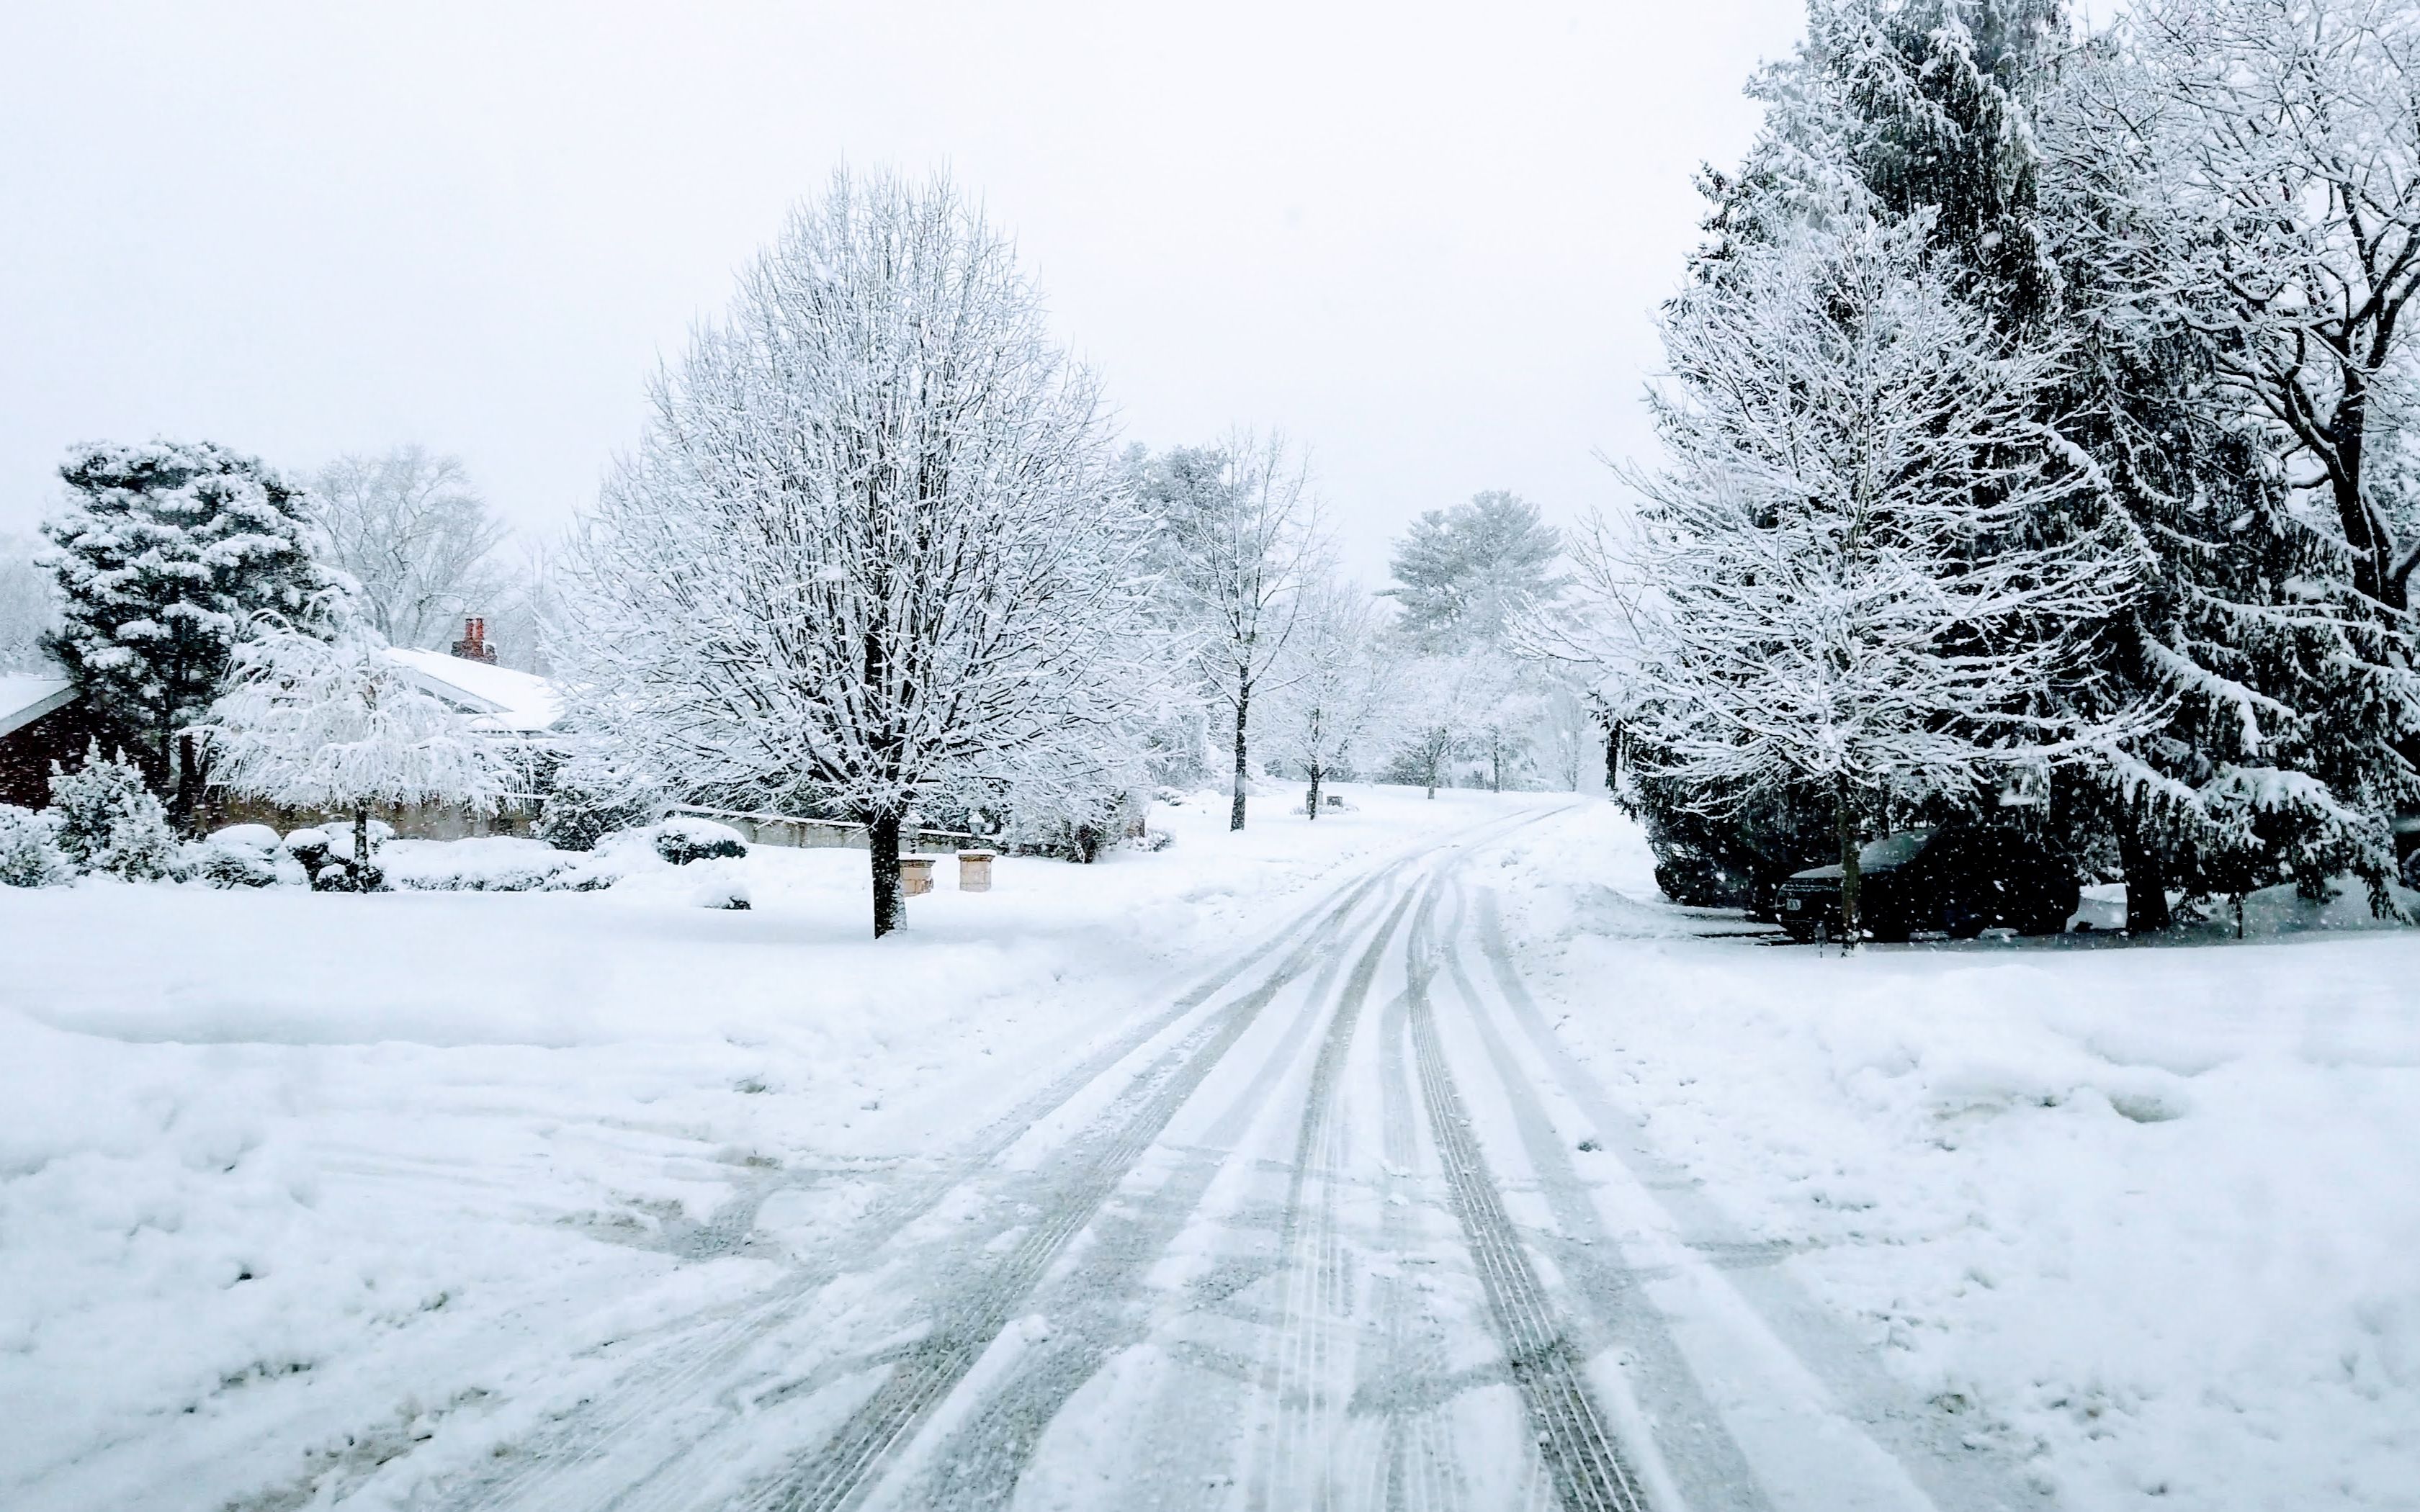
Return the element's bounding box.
[47,742,178,881]
[0,804,67,887]
[690,876,751,910]
[651,816,746,866]
[192,824,290,888]
[534,766,656,853]
[282,827,333,872]
[382,837,581,892]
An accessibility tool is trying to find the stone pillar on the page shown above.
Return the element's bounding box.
[958,850,995,893]
[900,855,936,897]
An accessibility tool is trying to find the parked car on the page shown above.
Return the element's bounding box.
[1776,824,2079,942]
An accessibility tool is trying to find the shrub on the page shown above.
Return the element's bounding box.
[537,772,658,852]
[282,827,333,872]
[691,876,752,910]
[48,742,178,880]
[312,858,385,893]
[0,806,68,887]
[652,816,748,865]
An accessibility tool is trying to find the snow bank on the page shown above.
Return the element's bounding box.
[1493,804,2420,1509]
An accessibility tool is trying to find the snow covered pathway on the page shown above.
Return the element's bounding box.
[411,803,2027,1512]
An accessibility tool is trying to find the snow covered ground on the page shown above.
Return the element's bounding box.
[1491,811,2420,1511]
[2,787,2414,1510]
[0,785,1492,1511]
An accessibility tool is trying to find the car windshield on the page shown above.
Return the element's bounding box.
[1858,827,1937,868]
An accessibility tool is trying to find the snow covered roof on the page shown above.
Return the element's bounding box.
[0,674,76,739]
[383,648,564,734]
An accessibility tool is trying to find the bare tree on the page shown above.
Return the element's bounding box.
[1139,431,1325,830]
[0,534,55,673]
[2133,0,2420,608]
[313,446,508,647]
[1267,574,1395,819]
[559,170,1150,937]
[1394,652,1494,799]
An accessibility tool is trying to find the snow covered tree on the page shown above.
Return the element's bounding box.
[47,742,179,881]
[1266,575,1395,819]
[557,169,1150,937]
[1384,490,1566,654]
[1134,431,1325,831]
[1622,212,2148,942]
[37,440,342,827]
[198,625,514,883]
[0,534,55,674]
[2130,0,2420,611]
[1392,652,1496,799]
[1671,0,2420,924]
[311,446,509,648]
[0,804,67,888]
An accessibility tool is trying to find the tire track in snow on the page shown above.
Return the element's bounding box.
[438,851,1411,1512]
[1431,879,1771,1512]
[1469,888,2045,1512]
[738,832,1526,1512]
[1352,873,1474,1512]
[1241,886,1416,1511]
[754,810,1556,1512]
[902,870,1420,1510]
[1403,883,1653,1512]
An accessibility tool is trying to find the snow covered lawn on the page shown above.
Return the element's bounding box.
[1492,804,2420,1511]
[0,783,1476,1511]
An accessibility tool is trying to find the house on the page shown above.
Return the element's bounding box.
[4,618,570,838]
[0,672,106,809]
[384,644,565,737]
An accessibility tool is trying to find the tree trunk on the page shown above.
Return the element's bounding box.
[171,731,201,834]
[1605,722,1621,793]
[1834,775,1861,950]
[2326,380,2408,610]
[353,804,372,873]
[1306,765,1322,821]
[1229,685,1250,832]
[2116,806,2172,934]
[869,810,905,938]
[1491,737,1502,793]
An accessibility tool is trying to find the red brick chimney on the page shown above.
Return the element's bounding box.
[451,616,497,665]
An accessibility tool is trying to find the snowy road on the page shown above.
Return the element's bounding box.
[418,806,2036,1512]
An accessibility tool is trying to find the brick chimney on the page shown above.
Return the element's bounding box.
[450,616,497,665]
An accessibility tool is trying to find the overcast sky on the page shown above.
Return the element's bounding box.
[0,1,1803,581]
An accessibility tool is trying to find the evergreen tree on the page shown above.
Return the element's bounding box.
[1384,490,1564,654]
[47,742,179,880]
[1680,0,2420,921]
[37,440,341,827]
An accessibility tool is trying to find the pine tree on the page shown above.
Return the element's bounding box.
[1384,491,1565,654]
[38,440,342,828]
[47,742,179,880]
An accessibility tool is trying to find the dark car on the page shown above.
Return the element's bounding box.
[1776,824,2079,943]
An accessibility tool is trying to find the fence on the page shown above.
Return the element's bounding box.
[664,804,986,856]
